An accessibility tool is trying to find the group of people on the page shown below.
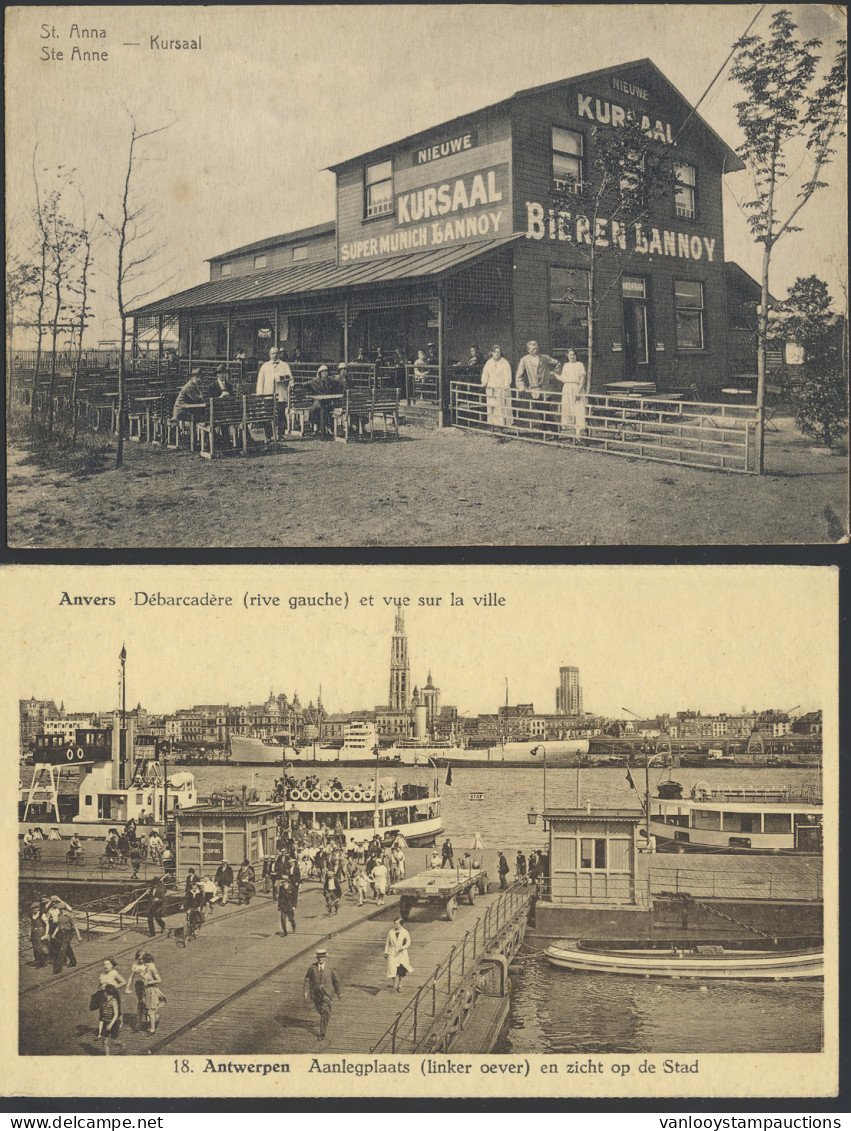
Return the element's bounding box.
[27,894,82,973]
[480,340,587,434]
[91,951,164,1054]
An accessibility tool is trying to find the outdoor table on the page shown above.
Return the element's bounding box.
[133,394,165,442]
[309,393,344,438]
[721,387,754,405]
[605,381,656,397]
[171,402,207,450]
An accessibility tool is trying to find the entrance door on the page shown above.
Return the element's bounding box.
[621,276,652,381]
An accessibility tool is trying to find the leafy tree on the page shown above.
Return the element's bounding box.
[780,274,846,448]
[729,10,846,472]
[5,258,39,379]
[545,113,679,386]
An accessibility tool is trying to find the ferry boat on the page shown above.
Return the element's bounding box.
[19,724,196,838]
[647,780,822,853]
[545,939,823,980]
[285,767,442,847]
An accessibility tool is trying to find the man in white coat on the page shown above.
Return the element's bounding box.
[480,344,513,428]
[255,346,293,436]
[385,915,414,993]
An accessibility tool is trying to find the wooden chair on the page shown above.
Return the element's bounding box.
[333,390,373,442]
[369,387,400,439]
[242,393,278,450]
[197,396,245,459]
[287,385,314,436]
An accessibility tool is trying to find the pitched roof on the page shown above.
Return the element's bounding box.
[130,233,522,316]
[205,221,336,263]
[327,58,743,173]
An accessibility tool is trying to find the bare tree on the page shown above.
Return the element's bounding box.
[44,204,83,434]
[729,10,846,473]
[98,112,174,467]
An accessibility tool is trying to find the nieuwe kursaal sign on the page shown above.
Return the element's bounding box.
[339,162,510,262]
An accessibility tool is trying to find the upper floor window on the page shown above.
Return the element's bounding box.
[675,163,697,219]
[365,159,393,218]
[292,245,308,262]
[254,254,267,269]
[675,279,705,350]
[220,263,233,277]
[552,127,584,191]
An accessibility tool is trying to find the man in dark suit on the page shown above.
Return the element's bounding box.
[303,947,342,1039]
[277,876,296,936]
[146,875,167,936]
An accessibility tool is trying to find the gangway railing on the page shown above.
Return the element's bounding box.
[19,882,180,961]
[371,881,530,1054]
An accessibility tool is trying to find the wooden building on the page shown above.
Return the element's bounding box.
[175,802,279,882]
[131,59,745,405]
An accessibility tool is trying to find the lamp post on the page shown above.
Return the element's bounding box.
[528,744,547,824]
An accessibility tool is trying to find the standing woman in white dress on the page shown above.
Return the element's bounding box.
[557,349,587,436]
[385,916,414,993]
[480,344,513,428]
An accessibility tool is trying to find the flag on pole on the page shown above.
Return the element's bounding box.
[625,766,637,792]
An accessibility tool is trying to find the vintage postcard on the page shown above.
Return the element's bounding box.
[3,564,838,1097]
[5,5,848,548]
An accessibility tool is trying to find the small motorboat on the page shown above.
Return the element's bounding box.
[545,939,823,980]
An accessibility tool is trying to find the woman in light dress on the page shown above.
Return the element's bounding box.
[556,349,587,436]
[480,344,513,428]
[385,916,414,993]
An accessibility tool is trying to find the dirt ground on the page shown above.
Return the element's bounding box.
[6,416,848,547]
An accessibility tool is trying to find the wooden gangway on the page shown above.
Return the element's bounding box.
[19,873,530,1057]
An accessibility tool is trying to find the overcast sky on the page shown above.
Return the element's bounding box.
[6,4,847,343]
[2,567,836,720]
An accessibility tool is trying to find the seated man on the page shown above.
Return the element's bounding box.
[210,365,234,398]
[307,364,342,438]
[171,368,207,420]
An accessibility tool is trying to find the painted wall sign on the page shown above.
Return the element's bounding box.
[414,130,477,166]
[577,91,675,144]
[610,75,649,101]
[525,201,717,262]
[340,163,510,262]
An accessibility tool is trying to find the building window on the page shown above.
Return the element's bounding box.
[675,163,697,219]
[365,159,393,218]
[220,263,232,276]
[550,266,590,354]
[552,127,584,191]
[580,838,607,869]
[292,245,307,262]
[253,254,267,269]
[674,280,705,350]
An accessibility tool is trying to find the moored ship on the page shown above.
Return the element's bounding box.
[648,780,822,853]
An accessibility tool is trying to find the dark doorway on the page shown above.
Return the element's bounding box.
[621,276,652,381]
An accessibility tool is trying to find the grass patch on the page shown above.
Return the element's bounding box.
[8,408,114,478]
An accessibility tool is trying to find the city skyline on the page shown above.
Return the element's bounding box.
[4,566,834,722]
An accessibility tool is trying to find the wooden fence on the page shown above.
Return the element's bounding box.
[451,381,759,474]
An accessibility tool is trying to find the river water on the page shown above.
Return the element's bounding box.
[190,762,823,1054]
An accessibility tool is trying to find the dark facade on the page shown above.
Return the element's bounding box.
[133,59,744,396]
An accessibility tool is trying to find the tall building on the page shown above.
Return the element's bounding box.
[556,666,582,716]
[388,612,410,712]
[422,672,440,733]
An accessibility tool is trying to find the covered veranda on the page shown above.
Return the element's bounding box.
[130,235,519,425]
